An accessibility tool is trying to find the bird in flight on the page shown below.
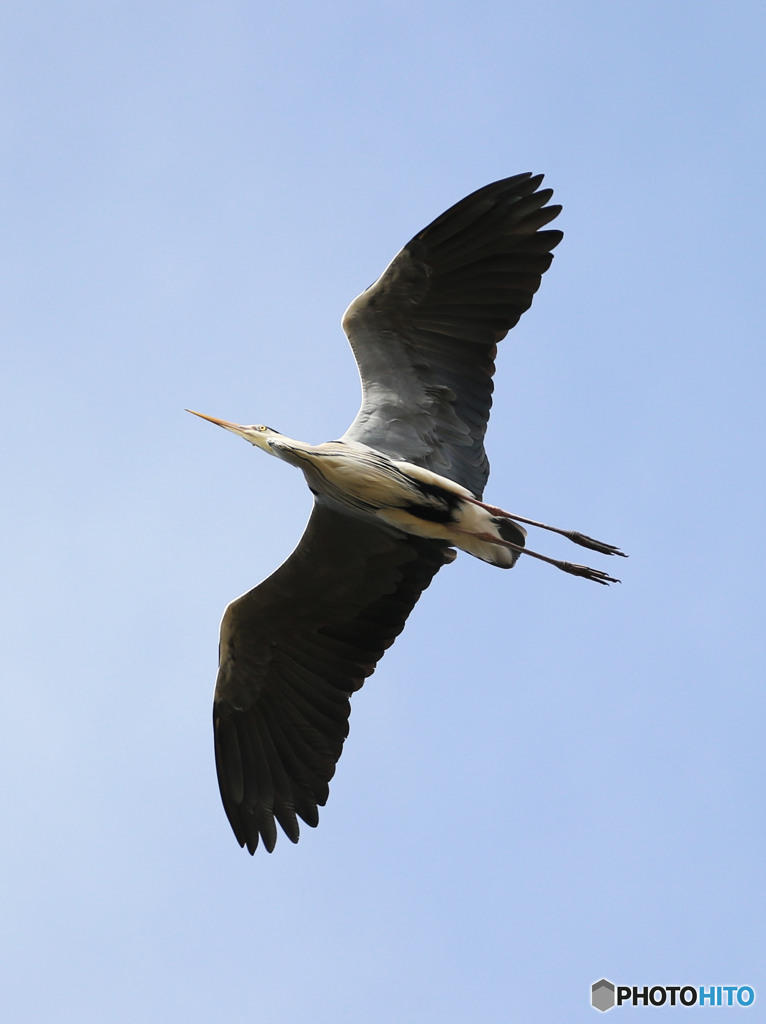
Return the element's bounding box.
[190,173,625,854]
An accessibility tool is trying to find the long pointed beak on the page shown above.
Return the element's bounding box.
[186,409,250,439]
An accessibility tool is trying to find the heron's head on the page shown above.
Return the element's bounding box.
[187,410,282,453]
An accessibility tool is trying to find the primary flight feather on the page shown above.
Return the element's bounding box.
[190,173,625,854]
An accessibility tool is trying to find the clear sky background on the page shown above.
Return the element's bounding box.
[1,2,764,1021]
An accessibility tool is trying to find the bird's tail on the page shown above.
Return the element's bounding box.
[446,502,527,568]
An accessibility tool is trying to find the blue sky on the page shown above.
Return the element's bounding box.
[1,2,764,1021]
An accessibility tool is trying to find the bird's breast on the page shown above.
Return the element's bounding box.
[294,446,456,521]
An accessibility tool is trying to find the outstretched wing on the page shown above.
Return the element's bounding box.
[342,173,562,498]
[213,501,454,853]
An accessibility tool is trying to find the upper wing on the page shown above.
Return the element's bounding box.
[213,501,454,853]
[341,173,563,497]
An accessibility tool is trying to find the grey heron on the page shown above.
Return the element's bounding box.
[190,173,625,854]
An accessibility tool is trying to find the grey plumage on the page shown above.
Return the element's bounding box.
[191,174,620,854]
[342,172,562,497]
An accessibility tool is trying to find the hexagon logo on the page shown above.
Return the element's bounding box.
[592,979,616,1012]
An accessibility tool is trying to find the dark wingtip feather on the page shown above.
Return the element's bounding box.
[415,173,539,248]
[275,804,301,843]
[258,809,278,853]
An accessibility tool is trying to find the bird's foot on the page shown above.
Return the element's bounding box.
[558,561,621,585]
[562,532,627,557]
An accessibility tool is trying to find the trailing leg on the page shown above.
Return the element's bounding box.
[455,529,621,586]
[465,498,627,557]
